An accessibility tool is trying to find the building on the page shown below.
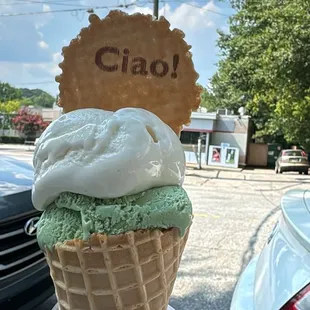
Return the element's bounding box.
[41,106,63,122]
[32,106,252,168]
[181,108,252,167]
[1,105,252,168]
[27,104,63,123]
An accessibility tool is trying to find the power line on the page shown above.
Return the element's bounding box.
[2,0,92,8]
[0,1,145,17]
[0,7,90,17]
[0,1,75,5]
[13,81,56,85]
[16,0,83,1]
[0,0,231,18]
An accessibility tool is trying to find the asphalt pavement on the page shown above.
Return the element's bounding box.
[2,145,310,310]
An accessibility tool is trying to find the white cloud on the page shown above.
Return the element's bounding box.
[23,63,50,77]
[43,4,51,12]
[50,65,61,76]
[51,52,63,75]
[22,51,62,80]
[0,0,12,11]
[38,41,49,49]
[164,3,215,29]
[35,5,54,29]
[52,52,63,63]
[24,55,61,78]
[127,1,221,30]
[62,39,69,46]
[0,61,58,96]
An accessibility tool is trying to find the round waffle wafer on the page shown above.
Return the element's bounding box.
[56,10,201,134]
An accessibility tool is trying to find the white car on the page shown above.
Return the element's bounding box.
[231,189,310,310]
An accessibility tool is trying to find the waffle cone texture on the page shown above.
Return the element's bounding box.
[45,227,189,310]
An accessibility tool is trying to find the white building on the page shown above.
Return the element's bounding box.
[181,109,252,167]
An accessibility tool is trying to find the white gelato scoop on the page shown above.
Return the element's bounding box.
[32,108,185,211]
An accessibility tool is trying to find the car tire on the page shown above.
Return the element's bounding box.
[299,171,303,175]
[305,170,309,175]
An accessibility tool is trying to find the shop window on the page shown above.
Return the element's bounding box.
[180,131,206,145]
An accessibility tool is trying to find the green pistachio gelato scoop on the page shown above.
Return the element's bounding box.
[37,185,192,250]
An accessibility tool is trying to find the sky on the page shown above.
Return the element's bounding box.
[0,0,235,97]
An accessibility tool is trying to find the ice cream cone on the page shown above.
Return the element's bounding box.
[35,10,197,310]
[45,227,189,310]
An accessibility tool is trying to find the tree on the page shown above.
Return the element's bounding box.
[210,0,310,149]
[0,100,21,114]
[12,107,49,139]
[198,84,221,112]
[0,82,22,102]
[0,82,55,108]
[19,88,55,108]
[0,100,21,130]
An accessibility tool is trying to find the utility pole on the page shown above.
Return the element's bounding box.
[153,0,159,20]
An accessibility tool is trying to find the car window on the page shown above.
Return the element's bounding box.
[282,150,303,157]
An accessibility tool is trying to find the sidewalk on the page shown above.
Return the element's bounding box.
[186,163,243,172]
[0,143,35,151]
[185,164,310,185]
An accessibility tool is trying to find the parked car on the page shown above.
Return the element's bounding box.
[275,149,309,175]
[0,155,54,310]
[231,189,310,310]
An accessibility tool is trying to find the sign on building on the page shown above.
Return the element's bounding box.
[208,145,239,168]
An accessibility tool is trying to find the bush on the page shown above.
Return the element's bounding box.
[12,107,49,136]
[0,136,25,144]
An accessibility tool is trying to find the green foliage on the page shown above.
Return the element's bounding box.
[197,84,218,112]
[19,88,55,108]
[0,82,22,102]
[0,136,25,144]
[211,0,310,149]
[0,100,21,114]
[0,100,21,129]
[0,82,55,108]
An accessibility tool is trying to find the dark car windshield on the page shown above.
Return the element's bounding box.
[282,150,303,157]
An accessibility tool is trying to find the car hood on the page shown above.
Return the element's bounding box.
[0,155,34,197]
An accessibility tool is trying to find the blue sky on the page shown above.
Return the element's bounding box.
[0,0,234,97]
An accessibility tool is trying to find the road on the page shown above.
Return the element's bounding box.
[2,145,310,310]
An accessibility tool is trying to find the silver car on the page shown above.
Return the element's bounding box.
[231,189,310,310]
[275,149,309,175]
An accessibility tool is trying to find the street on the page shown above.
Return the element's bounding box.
[2,146,310,310]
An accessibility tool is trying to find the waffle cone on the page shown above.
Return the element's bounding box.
[45,228,189,310]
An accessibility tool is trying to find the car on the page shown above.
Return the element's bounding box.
[231,189,310,310]
[275,149,309,175]
[0,155,54,310]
